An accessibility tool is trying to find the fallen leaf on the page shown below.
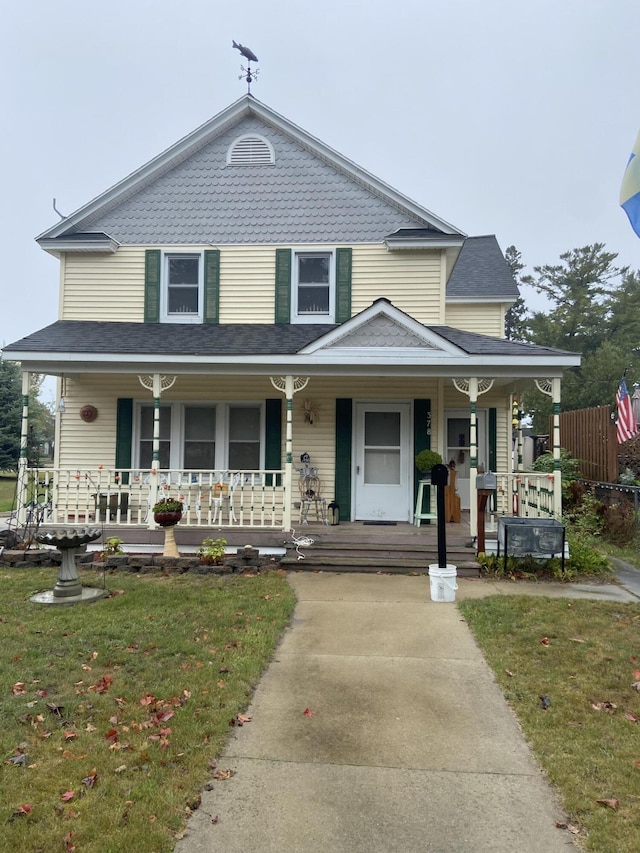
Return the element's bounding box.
[591,702,617,713]
[81,769,98,788]
[540,637,550,646]
[61,791,75,802]
[631,681,640,692]
[505,670,514,677]
[634,670,640,680]
[85,723,97,733]
[212,768,233,780]
[569,638,586,643]
[64,730,78,741]
[63,830,76,852]
[46,702,64,716]
[114,764,127,773]
[303,707,316,717]
[539,695,551,710]
[105,728,119,743]
[13,803,33,816]
[237,714,252,724]
[11,682,26,695]
[596,798,619,810]
[625,713,638,723]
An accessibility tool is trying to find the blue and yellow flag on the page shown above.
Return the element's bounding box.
[621,130,640,237]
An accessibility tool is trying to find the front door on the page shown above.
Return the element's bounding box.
[354,403,411,521]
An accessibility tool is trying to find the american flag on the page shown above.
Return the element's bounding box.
[616,377,637,443]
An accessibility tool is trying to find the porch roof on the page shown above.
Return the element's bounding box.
[4,318,580,379]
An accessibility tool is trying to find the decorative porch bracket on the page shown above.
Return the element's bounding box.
[534,378,562,519]
[138,374,177,529]
[269,375,309,531]
[452,378,494,539]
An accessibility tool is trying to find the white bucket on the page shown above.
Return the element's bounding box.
[428,564,458,602]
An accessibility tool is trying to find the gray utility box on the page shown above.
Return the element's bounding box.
[497,517,566,573]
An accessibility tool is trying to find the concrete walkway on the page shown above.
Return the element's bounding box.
[173,570,640,853]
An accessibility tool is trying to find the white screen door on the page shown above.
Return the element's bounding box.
[354,403,411,521]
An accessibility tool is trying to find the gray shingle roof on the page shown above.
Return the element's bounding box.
[38,97,464,246]
[3,320,573,359]
[447,235,519,299]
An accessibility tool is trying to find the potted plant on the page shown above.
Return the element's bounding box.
[415,449,443,481]
[152,497,184,527]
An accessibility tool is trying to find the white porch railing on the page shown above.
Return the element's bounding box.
[28,468,286,529]
[493,472,558,519]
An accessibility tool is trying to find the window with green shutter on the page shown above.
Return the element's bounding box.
[145,250,219,324]
[277,248,352,324]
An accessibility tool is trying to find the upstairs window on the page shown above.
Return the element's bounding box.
[293,252,334,323]
[163,253,202,322]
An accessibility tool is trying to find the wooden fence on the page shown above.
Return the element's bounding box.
[554,405,618,483]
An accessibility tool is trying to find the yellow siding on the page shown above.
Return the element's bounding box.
[352,245,443,322]
[60,244,447,324]
[62,249,146,321]
[445,303,504,337]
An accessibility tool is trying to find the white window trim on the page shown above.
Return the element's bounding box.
[161,251,204,324]
[292,249,335,324]
[134,402,265,470]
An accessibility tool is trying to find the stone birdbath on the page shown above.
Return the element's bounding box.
[30,527,105,605]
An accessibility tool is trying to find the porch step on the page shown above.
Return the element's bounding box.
[280,540,481,576]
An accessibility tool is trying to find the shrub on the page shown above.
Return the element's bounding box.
[196,537,227,565]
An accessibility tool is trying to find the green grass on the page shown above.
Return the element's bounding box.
[0,566,295,853]
[460,596,640,852]
[0,473,17,512]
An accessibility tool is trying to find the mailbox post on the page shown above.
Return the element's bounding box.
[476,471,497,555]
[430,463,449,568]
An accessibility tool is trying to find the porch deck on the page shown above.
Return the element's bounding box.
[35,512,484,575]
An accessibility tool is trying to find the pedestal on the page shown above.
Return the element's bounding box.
[163,524,180,557]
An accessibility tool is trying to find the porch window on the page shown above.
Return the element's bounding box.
[228,406,261,469]
[139,406,171,468]
[135,403,263,470]
[293,252,334,322]
[163,254,203,322]
[184,406,216,468]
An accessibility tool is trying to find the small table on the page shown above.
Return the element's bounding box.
[414,481,437,526]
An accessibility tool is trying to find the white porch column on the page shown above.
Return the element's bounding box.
[452,377,494,541]
[534,377,562,519]
[270,375,309,531]
[138,374,176,530]
[552,377,562,518]
[468,377,479,540]
[17,372,30,525]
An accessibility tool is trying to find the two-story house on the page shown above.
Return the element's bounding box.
[4,94,579,539]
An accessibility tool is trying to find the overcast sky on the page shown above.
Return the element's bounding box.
[2,0,638,401]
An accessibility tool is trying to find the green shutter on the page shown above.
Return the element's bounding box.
[115,398,133,484]
[335,248,352,323]
[489,407,497,472]
[335,399,352,519]
[144,250,161,323]
[275,249,291,324]
[413,399,431,504]
[203,249,220,324]
[265,398,282,486]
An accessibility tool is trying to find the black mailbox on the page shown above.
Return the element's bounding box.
[430,464,449,487]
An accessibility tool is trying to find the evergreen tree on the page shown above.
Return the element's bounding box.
[0,359,22,470]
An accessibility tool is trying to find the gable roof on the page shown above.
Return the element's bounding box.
[447,235,519,300]
[37,95,465,248]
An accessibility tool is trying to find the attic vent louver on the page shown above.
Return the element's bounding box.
[227,134,274,166]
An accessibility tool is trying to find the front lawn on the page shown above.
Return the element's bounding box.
[0,566,295,853]
[460,595,640,852]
